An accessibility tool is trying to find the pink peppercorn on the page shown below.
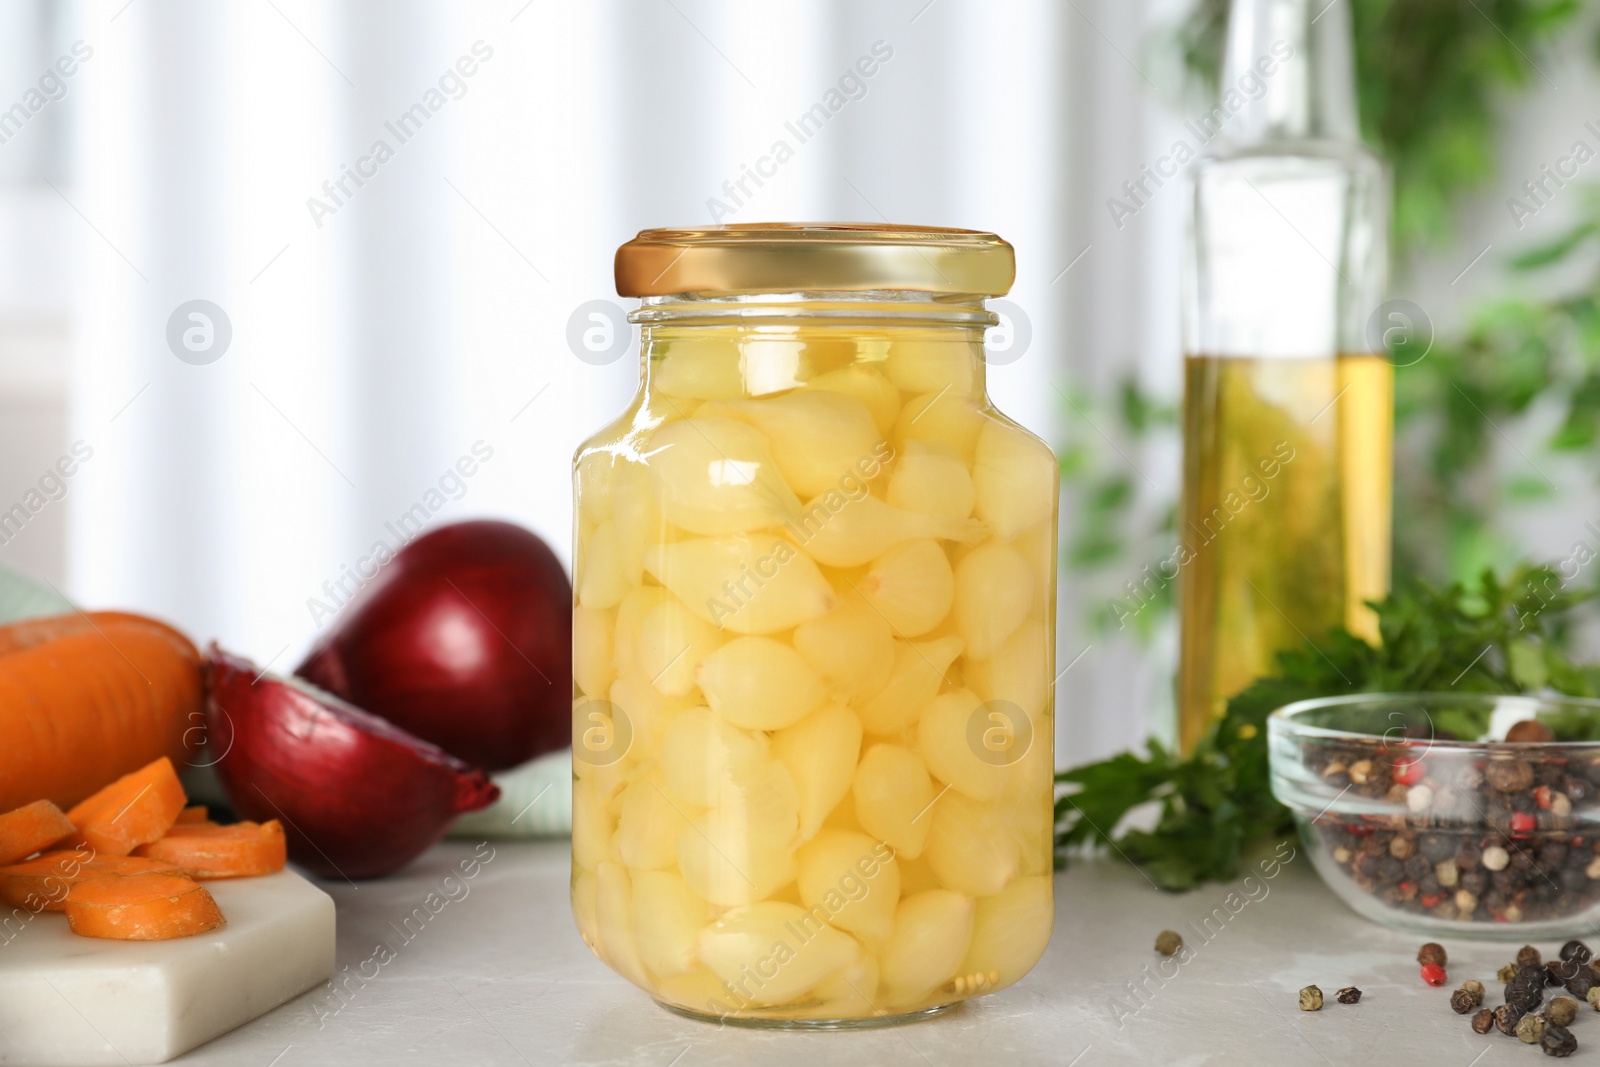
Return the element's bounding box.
[1392,757,1425,786]
[1421,963,1447,986]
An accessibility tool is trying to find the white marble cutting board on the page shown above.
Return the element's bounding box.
[0,869,335,1066]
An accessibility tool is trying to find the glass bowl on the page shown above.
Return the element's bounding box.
[1269,692,1600,940]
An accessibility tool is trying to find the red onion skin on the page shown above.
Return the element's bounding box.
[296,520,572,771]
[206,647,499,879]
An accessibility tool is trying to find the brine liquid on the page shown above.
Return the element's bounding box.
[1177,353,1392,751]
[571,325,1058,1023]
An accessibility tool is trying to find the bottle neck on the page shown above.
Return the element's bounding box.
[1220,0,1359,145]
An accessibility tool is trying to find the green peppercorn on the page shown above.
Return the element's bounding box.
[1547,996,1579,1027]
[1517,1012,1547,1044]
[1500,963,1520,983]
[1299,985,1323,1011]
[1154,930,1183,956]
[1587,986,1600,1012]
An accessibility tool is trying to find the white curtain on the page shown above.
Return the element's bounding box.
[59,0,1188,768]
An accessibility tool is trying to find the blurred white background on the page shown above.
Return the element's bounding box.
[1,0,1596,771]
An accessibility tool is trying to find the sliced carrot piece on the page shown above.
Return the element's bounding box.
[0,850,181,911]
[133,820,287,879]
[65,872,224,940]
[175,805,208,825]
[66,757,186,856]
[0,800,76,865]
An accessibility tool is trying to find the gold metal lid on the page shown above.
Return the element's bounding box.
[614,223,1015,298]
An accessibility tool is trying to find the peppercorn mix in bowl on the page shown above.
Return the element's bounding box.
[1269,693,1600,939]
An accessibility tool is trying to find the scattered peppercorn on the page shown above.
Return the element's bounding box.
[1335,986,1361,1004]
[1548,958,1580,987]
[1547,996,1579,1027]
[1154,930,1182,956]
[1567,969,1596,1000]
[1461,979,1485,998]
[1450,989,1479,1014]
[1507,720,1557,744]
[1418,942,1448,968]
[1471,1007,1495,1034]
[1507,975,1546,1014]
[1560,940,1593,965]
[1501,963,1521,983]
[1299,985,1323,1012]
[1520,945,1545,969]
[1497,1003,1525,1036]
[1588,986,1600,1011]
[1543,1022,1578,1058]
[1518,1012,1548,1044]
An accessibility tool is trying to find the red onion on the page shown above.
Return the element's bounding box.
[206,646,498,879]
[296,520,571,770]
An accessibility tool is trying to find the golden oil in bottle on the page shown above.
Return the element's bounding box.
[1177,353,1392,748]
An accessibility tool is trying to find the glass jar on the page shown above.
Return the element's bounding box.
[570,224,1058,1028]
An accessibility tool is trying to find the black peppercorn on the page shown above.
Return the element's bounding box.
[1548,958,1581,986]
[1542,1022,1578,1057]
[1419,834,1454,862]
[1561,939,1593,965]
[1496,1003,1525,1035]
[1418,942,1448,968]
[1471,1007,1495,1034]
[1335,986,1361,1004]
[1565,969,1595,999]
[1520,945,1544,968]
[1507,976,1546,1013]
[1487,759,1536,793]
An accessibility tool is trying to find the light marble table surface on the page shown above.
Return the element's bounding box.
[168,838,1562,1066]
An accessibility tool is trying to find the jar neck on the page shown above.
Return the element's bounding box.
[632,292,993,398]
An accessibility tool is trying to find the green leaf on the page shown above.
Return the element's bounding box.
[1510,221,1599,271]
[1509,639,1549,689]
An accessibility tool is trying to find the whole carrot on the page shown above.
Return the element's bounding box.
[0,614,201,811]
[0,610,191,661]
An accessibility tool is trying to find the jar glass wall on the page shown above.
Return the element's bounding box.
[571,226,1057,1028]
